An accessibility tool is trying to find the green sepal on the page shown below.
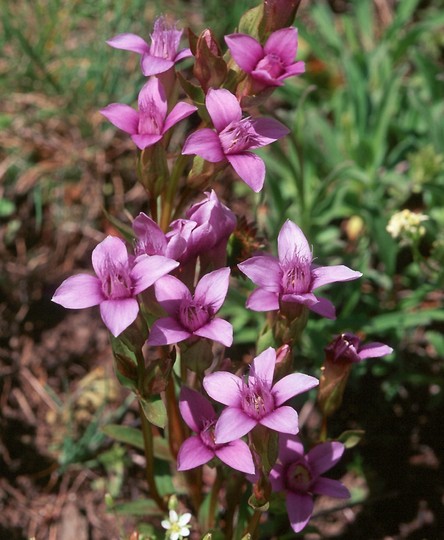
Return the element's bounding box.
[238,4,264,41]
[139,397,167,428]
[247,493,269,512]
[337,429,365,449]
[110,336,138,391]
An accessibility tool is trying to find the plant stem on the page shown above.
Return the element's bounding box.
[160,154,190,232]
[244,510,261,538]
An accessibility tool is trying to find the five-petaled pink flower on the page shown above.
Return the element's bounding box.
[270,434,350,533]
[203,347,318,444]
[106,16,192,76]
[182,88,289,192]
[177,387,255,474]
[100,77,197,150]
[147,267,233,347]
[51,236,179,337]
[225,27,305,91]
[238,219,362,319]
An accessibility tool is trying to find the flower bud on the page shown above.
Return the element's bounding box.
[193,29,227,92]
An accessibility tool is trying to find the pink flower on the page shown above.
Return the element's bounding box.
[147,267,233,347]
[100,78,196,150]
[182,88,289,192]
[325,332,393,364]
[106,16,192,76]
[203,347,318,444]
[238,219,362,319]
[177,387,255,474]
[270,434,350,533]
[51,236,179,337]
[225,27,305,91]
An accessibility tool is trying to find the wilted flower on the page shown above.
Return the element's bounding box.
[182,88,289,192]
[177,387,255,473]
[238,219,362,319]
[203,347,318,444]
[270,434,350,533]
[386,209,429,243]
[100,78,196,150]
[147,267,233,347]
[161,509,192,540]
[225,27,304,91]
[107,16,192,76]
[52,236,179,337]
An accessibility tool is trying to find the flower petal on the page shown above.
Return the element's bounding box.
[286,491,314,533]
[224,34,263,73]
[100,104,139,134]
[131,255,179,295]
[311,477,350,499]
[249,347,276,387]
[100,298,139,337]
[259,405,299,434]
[307,296,336,319]
[205,88,242,132]
[194,318,233,347]
[147,317,191,345]
[358,342,393,360]
[226,152,265,192]
[307,441,345,476]
[182,129,225,162]
[179,387,216,432]
[311,265,362,289]
[215,407,257,444]
[281,292,319,307]
[250,117,289,148]
[216,439,255,474]
[52,274,104,309]
[269,461,285,491]
[177,436,213,470]
[195,267,230,311]
[279,60,305,79]
[138,77,167,121]
[245,288,280,312]
[153,274,190,315]
[175,47,193,62]
[278,433,305,465]
[238,255,282,290]
[203,372,242,407]
[278,220,311,264]
[133,212,167,255]
[106,33,150,55]
[92,236,129,280]
[163,102,197,133]
[273,373,319,406]
[131,133,163,149]
[264,27,298,66]
[141,54,175,76]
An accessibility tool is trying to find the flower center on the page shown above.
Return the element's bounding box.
[287,461,312,492]
[200,419,217,449]
[179,298,211,332]
[138,98,163,134]
[101,259,132,300]
[326,333,361,363]
[150,17,181,60]
[255,53,285,79]
[282,257,311,295]
[241,379,274,420]
[219,118,260,154]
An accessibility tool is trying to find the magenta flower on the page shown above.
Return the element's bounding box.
[182,88,289,192]
[203,347,318,444]
[106,16,192,76]
[270,434,350,533]
[225,27,305,91]
[51,236,179,337]
[325,332,393,364]
[177,387,255,474]
[147,267,233,347]
[238,219,362,319]
[100,78,197,150]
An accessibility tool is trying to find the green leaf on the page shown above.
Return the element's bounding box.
[337,429,366,449]
[238,4,264,40]
[112,498,162,516]
[139,397,167,428]
[102,424,144,450]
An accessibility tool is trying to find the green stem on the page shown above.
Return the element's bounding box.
[160,154,190,232]
[244,510,261,538]
[207,467,224,530]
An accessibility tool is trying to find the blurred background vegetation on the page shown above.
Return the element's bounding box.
[1,0,443,538]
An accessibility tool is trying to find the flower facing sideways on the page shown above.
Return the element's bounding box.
[203,347,318,444]
[238,219,362,319]
[177,387,255,474]
[270,434,350,533]
[52,236,179,337]
[107,16,192,76]
[182,88,289,192]
[100,77,197,150]
[225,27,305,91]
[147,267,233,347]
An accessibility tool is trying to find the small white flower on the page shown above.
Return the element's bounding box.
[161,510,192,540]
[386,209,429,241]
